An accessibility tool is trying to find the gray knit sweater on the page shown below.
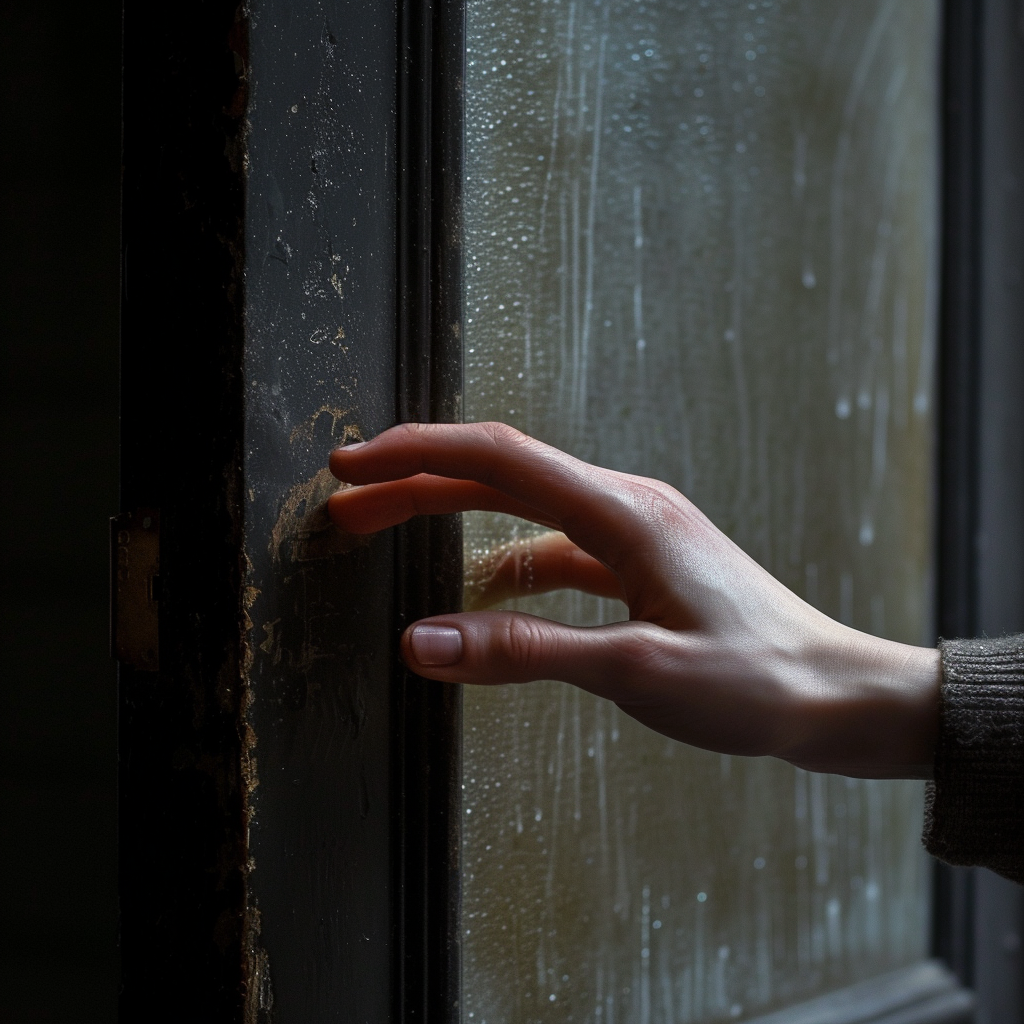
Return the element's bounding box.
[922,634,1024,883]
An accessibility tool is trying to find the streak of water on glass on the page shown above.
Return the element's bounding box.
[461,2,938,1020]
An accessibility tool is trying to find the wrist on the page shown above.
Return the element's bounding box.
[784,623,941,779]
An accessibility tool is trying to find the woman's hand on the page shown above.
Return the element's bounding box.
[328,421,940,779]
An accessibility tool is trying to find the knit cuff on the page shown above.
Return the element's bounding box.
[923,634,1024,884]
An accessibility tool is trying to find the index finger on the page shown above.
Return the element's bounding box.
[329,422,652,561]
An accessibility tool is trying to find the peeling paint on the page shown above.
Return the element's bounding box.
[268,466,361,565]
[243,905,274,1023]
[287,404,360,447]
[240,502,267,1021]
[240,635,267,1024]
[259,617,282,661]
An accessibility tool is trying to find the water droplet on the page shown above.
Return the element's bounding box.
[802,269,816,288]
[836,398,851,419]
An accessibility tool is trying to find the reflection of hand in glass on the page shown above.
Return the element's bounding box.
[329,421,940,781]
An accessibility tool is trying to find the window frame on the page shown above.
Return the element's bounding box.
[393,2,465,1019]
[934,0,1024,1020]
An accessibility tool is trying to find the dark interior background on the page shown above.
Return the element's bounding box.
[0,2,121,1020]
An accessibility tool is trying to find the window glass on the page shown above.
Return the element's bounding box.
[461,1,938,1020]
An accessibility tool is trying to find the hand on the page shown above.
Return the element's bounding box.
[328,422,940,779]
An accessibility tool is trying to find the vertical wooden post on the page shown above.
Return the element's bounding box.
[119,1,424,1019]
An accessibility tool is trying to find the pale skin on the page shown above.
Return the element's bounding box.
[328,421,941,781]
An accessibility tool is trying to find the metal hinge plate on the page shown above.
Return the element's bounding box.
[111,508,160,671]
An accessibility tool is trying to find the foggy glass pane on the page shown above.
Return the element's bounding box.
[461,2,938,1021]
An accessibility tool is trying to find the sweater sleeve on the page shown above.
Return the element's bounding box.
[922,634,1024,884]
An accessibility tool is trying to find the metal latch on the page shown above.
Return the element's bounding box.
[111,508,160,671]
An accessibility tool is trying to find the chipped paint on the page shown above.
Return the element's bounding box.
[234,0,405,1009]
[240,546,268,1023]
[287,404,360,447]
[268,466,362,565]
[259,618,282,661]
[243,905,274,1021]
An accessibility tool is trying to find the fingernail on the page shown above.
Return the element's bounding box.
[335,441,367,453]
[410,625,463,666]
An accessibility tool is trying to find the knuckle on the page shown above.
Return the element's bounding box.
[481,420,525,448]
[598,471,671,522]
[643,477,684,502]
[618,486,677,541]
[633,483,672,518]
[395,421,429,440]
[609,628,681,684]
[612,633,652,666]
[503,616,552,676]
[609,635,659,682]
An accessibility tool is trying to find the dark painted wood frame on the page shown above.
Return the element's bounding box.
[934,0,984,994]
[934,1,1024,1021]
[119,0,465,1019]
[394,1,465,1022]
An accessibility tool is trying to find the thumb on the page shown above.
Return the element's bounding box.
[402,611,642,693]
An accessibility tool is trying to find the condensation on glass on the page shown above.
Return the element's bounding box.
[461,2,939,1021]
